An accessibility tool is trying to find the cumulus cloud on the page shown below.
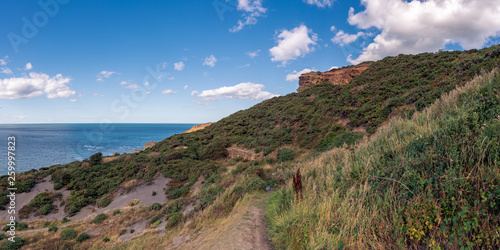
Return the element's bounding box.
[69,99,77,102]
[174,61,185,71]
[93,93,104,97]
[203,55,217,67]
[197,82,279,101]
[332,30,369,46]
[161,89,177,95]
[96,71,116,82]
[0,72,75,99]
[0,56,8,66]
[25,63,33,70]
[346,0,500,64]
[246,50,261,58]
[303,0,333,8]
[230,0,267,32]
[286,68,316,81]
[270,25,318,65]
[191,90,199,96]
[184,85,188,90]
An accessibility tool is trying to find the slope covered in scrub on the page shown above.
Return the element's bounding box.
[266,70,500,249]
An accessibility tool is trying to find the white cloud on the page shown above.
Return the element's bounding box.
[25,63,33,70]
[144,81,150,86]
[184,85,188,90]
[270,25,318,65]
[332,30,368,46]
[197,82,279,101]
[161,62,167,69]
[174,61,185,71]
[120,81,128,85]
[303,0,333,8]
[146,91,151,95]
[330,66,339,70]
[161,89,177,95]
[0,56,8,66]
[285,68,316,81]
[69,99,77,102]
[346,0,500,64]
[93,93,104,97]
[168,77,175,80]
[0,72,75,99]
[246,50,261,58]
[1,68,13,74]
[230,0,267,32]
[96,71,116,82]
[191,90,199,96]
[125,84,139,89]
[203,55,217,67]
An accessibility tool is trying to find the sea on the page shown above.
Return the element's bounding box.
[0,123,195,175]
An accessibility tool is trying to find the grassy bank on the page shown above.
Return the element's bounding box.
[266,70,500,249]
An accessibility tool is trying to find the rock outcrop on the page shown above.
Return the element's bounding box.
[182,122,213,134]
[297,64,369,92]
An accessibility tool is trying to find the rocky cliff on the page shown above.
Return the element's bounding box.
[297,64,369,92]
[182,122,213,134]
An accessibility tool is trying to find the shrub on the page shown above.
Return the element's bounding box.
[97,197,112,208]
[75,233,90,243]
[48,226,58,232]
[0,233,6,240]
[62,217,70,223]
[89,152,102,165]
[149,216,160,224]
[54,183,63,190]
[102,237,110,242]
[128,199,140,206]
[277,148,295,162]
[112,209,121,215]
[60,228,77,240]
[93,213,107,224]
[0,237,24,249]
[152,191,157,196]
[150,203,162,211]
[16,222,28,231]
[39,204,53,215]
[244,177,267,193]
[165,212,182,229]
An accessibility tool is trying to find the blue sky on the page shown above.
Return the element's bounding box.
[1,0,500,124]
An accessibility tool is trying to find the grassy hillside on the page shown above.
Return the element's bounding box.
[1,44,500,249]
[266,70,500,249]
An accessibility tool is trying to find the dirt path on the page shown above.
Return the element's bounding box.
[169,191,274,250]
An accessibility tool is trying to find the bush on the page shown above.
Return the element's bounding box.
[60,228,77,240]
[128,199,140,206]
[89,152,102,165]
[76,233,90,243]
[48,226,58,232]
[244,177,267,193]
[165,212,182,229]
[277,148,295,162]
[112,209,121,215]
[0,233,6,240]
[39,204,53,215]
[17,222,28,231]
[0,237,24,249]
[152,191,157,196]
[93,213,107,224]
[149,216,160,224]
[62,217,70,223]
[150,203,162,211]
[103,237,110,242]
[97,197,112,208]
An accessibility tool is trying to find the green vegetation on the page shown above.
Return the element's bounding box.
[0,237,24,249]
[0,233,6,240]
[48,226,58,232]
[60,228,77,240]
[75,233,90,243]
[266,70,500,249]
[277,148,295,162]
[92,213,107,224]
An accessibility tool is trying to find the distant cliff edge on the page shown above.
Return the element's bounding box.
[182,122,213,134]
[297,64,370,92]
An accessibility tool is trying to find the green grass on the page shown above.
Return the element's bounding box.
[266,70,500,249]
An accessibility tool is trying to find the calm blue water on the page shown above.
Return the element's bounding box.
[0,123,195,175]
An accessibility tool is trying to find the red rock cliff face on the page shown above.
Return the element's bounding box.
[297,65,369,92]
